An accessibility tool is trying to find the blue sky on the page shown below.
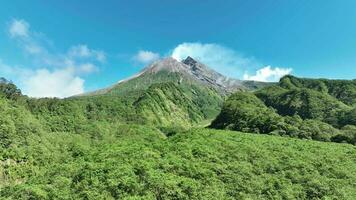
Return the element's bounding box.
[0,0,355,97]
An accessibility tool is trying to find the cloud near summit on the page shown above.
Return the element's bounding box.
[171,42,258,78]
[133,42,292,82]
[133,50,160,64]
[170,42,292,81]
[243,66,292,82]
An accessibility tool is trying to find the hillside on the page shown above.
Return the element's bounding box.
[279,75,356,106]
[211,75,356,144]
[134,82,222,127]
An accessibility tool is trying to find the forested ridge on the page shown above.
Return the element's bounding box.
[211,75,356,144]
[0,76,356,199]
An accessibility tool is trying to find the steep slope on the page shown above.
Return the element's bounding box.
[211,76,356,145]
[134,82,222,127]
[255,76,355,126]
[279,75,356,106]
[255,86,350,125]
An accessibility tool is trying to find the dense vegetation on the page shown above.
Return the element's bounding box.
[134,82,222,127]
[1,119,355,199]
[1,76,356,199]
[279,75,356,106]
[211,76,356,144]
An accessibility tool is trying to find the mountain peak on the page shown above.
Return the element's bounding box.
[182,56,198,65]
[140,56,246,93]
[142,57,188,74]
[160,56,179,63]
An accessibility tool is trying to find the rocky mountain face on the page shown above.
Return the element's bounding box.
[181,56,245,92]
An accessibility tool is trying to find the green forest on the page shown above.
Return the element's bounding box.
[0,75,356,199]
[211,75,356,145]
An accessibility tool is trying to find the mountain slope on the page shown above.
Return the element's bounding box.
[134,82,222,127]
[76,57,272,127]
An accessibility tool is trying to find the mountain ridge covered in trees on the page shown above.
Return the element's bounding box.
[211,75,356,144]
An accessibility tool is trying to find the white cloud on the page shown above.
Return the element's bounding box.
[9,19,29,38]
[171,42,258,78]
[24,44,43,54]
[134,50,160,64]
[23,68,84,98]
[77,63,98,74]
[243,66,292,82]
[69,45,91,57]
[0,59,85,98]
[95,51,106,62]
[68,44,106,62]
[4,19,107,98]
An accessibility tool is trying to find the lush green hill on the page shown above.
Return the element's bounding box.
[211,76,356,144]
[256,75,355,125]
[279,75,356,106]
[255,86,349,126]
[134,82,222,127]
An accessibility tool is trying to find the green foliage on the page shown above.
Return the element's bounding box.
[0,81,22,100]
[0,97,43,149]
[331,125,356,144]
[0,76,355,199]
[338,107,356,127]
[134,82,222,127]
[0,128,355,199]
[255,86,350,126]
[211,86,355,144]
[210,92,283,134]
[280,75,356,106]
